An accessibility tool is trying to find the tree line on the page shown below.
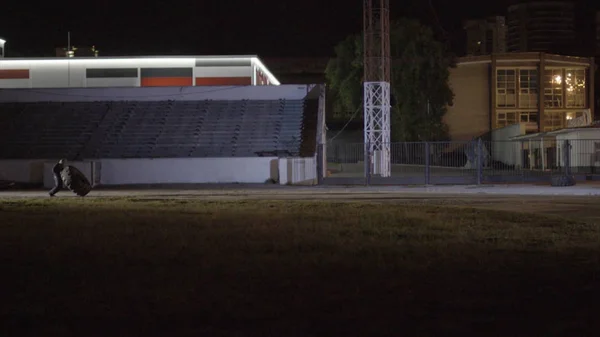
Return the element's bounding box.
[325,18,456,142]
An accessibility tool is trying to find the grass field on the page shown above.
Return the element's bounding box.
[1,197,600,336]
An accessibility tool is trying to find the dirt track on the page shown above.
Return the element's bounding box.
[2,184,600,222]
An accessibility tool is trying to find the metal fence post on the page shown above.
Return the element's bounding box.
[425,142,430,185]
[364,141,371,186]
[477,138,483,185]
[564,139,571,176]
[316,143,324,185]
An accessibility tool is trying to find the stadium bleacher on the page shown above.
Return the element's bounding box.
[0,98,316,159]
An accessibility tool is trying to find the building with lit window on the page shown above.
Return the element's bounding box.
[464,16,507,56]
[507,1,576,54]
[444,52,595,141]
[0,56,279,88]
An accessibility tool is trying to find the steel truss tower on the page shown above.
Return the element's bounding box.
[363,0,391,177]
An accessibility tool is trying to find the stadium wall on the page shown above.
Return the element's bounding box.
[0,160,45,184]
[0,158,278,188]
[1,157,319,188]
[96,158,279,185]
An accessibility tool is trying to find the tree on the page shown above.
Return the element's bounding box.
[325,18,455,141]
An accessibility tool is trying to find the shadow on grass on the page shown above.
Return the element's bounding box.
[1,199,599,336]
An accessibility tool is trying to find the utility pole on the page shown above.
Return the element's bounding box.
[363,0,391,177]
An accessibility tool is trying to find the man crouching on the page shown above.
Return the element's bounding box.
[49,159,66,197]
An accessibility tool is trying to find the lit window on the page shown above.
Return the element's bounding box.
[565,69,586,108]
[519,69,538,109]
[565,111,584,121]
[544,69,563,108]
[496,69,516,108]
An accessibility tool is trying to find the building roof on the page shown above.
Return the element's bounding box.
[0,55,281,85]
[510,132,547,140]
[457,52,594,66]
[0,55,260,61]
[547,123,600,135]
[511,121,600,140]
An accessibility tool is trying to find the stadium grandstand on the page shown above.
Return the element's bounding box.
[0,56,325,188]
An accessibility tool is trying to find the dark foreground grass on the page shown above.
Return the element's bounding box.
[1,198,600,336]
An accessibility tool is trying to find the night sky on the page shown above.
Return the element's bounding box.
[0,0,598,58]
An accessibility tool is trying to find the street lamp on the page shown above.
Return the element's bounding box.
[0,38,6,58]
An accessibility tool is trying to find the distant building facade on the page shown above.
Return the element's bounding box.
[444,52,595,141]
[464,16,507,56]
[507,1,576,54]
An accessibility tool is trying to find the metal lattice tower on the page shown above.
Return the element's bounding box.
[363,0,391,177]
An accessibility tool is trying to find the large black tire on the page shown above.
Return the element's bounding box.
[61,166,92,197]
[550,175,576,187]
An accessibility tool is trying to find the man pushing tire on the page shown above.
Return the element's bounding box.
[49,159,92,197]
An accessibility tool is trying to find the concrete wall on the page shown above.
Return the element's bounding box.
[491,123,527,166]
[279,157,318,185]
[2,157,320,187]
[0,160,95,186]
[98,158,278,185]
[0,84,311,102]
[444,63,491,141]
[0,160,46,183]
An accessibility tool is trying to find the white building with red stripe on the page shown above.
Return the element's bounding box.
[0,55,279,88]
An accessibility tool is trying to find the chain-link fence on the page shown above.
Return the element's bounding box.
[323,139,595,185]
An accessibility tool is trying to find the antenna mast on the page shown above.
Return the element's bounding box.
[363,0,391,177]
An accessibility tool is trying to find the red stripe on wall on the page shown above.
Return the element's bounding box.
[195,77,252,86]
[0,69,30,79]
[141,77,193,87]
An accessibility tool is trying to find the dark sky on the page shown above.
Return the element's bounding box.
[0,0,597,58]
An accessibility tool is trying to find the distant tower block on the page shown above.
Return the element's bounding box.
[363,0,391,177]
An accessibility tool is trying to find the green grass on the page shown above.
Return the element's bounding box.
[1,198,600,336]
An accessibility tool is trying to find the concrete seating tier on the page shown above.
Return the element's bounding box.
[0,98,312,159]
